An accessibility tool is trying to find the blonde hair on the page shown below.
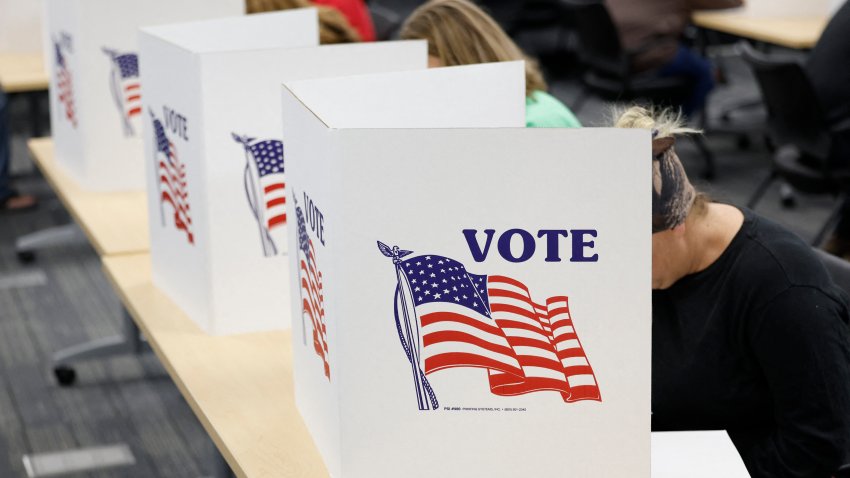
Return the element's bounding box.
[399,0,547,97]
[614,106,709,216]
[246,0,361,44]
[612,106,700,138]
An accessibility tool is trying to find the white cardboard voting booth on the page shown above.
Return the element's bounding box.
[43,0,243,191]
[140,10,427,335]
[282,62,652,478]
[0,0,43,53]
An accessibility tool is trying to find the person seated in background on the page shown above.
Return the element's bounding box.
[616,106,850,477]
[808,2,850,258]
[0,90,37,213]
[605,0,742,118]
[246,0,362,44]
[312,0,375,41]
[399,0,582,128]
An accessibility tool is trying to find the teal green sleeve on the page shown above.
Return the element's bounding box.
[525,90,582,128]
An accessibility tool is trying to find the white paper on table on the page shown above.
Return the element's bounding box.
[652,431,750,478]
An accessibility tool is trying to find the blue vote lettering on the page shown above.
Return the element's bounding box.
[303,191,325,246]
[163,106,189,141]
[463,228,599,263]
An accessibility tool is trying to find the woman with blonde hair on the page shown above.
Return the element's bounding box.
[246,0,362,44]
[399,0,581,128]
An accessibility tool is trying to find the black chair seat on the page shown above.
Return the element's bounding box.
[773,146,850,195]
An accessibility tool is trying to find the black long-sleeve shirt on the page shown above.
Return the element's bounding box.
[652,209,850,477]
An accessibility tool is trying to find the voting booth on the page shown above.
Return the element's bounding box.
[43,0,243,191]
[0,0,43,53]
[140,10,427,335]
[282,62,652,478]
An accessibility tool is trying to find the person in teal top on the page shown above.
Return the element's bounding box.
[400,0,582,129]
[526,90,582,128]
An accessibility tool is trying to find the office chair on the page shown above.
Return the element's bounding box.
[741,42,850,247]
[565,0,717,179]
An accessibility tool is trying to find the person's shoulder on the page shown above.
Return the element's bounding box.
[525,91,582,129]
[721,210,850,333]
[737,209,839,295]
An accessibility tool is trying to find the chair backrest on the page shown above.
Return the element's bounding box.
[740,42,831,161]
[565,1,627,77]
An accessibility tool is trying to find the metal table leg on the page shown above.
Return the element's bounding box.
[27,91,43,138]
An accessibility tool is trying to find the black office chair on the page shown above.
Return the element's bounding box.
[742,42,850,246]
[565,0,717,179]
[368,2,404,41]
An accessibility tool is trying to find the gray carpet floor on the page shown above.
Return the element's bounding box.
[0,10,836,477]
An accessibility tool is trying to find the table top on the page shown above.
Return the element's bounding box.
[102,253,749,478]
[102,253,328,478]
[0,52,48,93]
[692,11,828,49]
[28,138,149,256]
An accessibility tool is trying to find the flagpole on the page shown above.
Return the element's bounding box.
[149,109,165,228]
[295,195,308,346]
[380,242,438,411]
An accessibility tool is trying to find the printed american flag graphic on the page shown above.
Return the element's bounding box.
[233,135,286,256]
[388,251,600,407]
[104,49,141,135]
[151,113,194,245]
[54,40,77,128]
[297,201,328,379]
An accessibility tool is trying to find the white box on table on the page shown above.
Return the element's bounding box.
[140,10,427,335]
[282,61,652,478]
[43,0,243,191]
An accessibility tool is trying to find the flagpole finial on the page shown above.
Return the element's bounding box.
[231,132,256,148]
[377,241,413,265]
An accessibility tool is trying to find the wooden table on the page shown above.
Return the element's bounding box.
[0,52,48,93]
[692,11,828,49]
[102,253,750,478]
[102,253,328,478]
[27,138,149,256]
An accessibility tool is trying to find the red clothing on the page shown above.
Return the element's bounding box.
[312,0,376,41]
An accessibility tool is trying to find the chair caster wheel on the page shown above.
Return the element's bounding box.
[781,195,797,208]
[17,251,36,264]
[780,184,796,209]
[54,366,77,386]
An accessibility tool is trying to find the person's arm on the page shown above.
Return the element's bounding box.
[689,0,743,11]
[741,286,850,477]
